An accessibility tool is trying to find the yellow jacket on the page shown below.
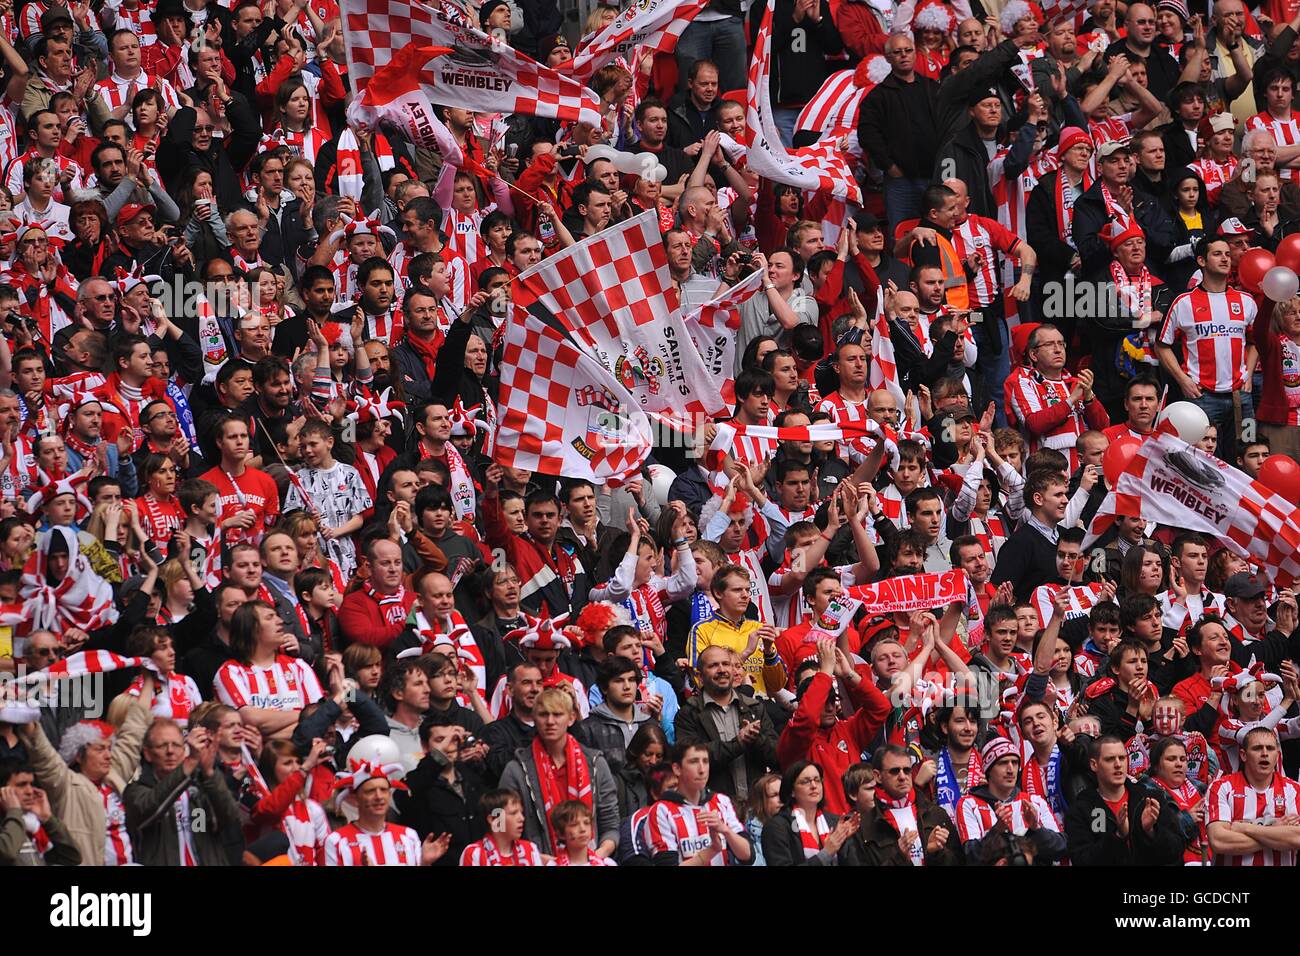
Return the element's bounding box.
[689,614,787,698]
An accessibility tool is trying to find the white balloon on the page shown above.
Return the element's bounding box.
[1157,401,1210,445]
[614,151,648,174]
[650,163,668,183]
[1262,265,1300,303]
[645,463,676,508]
[584,144,618,165]
[347,734,401,771]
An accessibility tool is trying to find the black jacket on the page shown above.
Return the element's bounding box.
[392,334,436,406]
[395,755,487,865]
[761,807,843,866]
[161,95,261,212]
[573,703,655,774]
[989,520,1060,603]
[1065,778,1186,865]
[842,792,964,866]
[750,0,842,106]
[236,197,312,278]
[1071,178,1177,281]
[666,92,719,150]
[481,712,536,785]
[858,72,942,179]
[1026,170,1077,281]
[672,691,779,801]
[1104,39,1180,103]
[959,783,1068,864]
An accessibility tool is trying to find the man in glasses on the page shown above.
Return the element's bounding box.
[133,398,195,477]
[1006,323,1109,471]
[101,202,193,286]
[1103,3,1180,103]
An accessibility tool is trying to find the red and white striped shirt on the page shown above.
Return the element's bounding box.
[388,242,472,312]
[954,791,1061,843]
[1006,369,1093,467]
[953,214,1020,309]
[459,837,545,866]
[100,783,133,866]
[644,793,745,866]
[442,205,495,272]
[1247,110,1300,183]
[213,655,324,712]
[94,71,180,112]
[109,3,158,45]
[1207,771,1300,866]
[3,148,84,202]
[324,822,422,866]
[1158,285,1257,392]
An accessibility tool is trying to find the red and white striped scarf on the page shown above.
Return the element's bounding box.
[366,582,410,626]
[470,836,544,866]
[790,807,830,857]
[1053,169,1091,245]
[23,812,50,856]
[231,248,268,273]
[532,735,592,851]
[1110,261,1154,318]
[99,782,133,866]
[412,610,487,701]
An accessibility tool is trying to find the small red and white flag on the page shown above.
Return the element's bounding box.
[334,127,364,201]
[869,292,904,405]
[746,0,862,203]
[1031,583,1105,628]
[558,0,710,85]
[679,270,764,408]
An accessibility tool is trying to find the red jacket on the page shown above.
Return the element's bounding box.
[337,586,417,648]
[833,0,890,58]
[1253,299,1294,426]
[482,494,586,619]
[776,670,890,813]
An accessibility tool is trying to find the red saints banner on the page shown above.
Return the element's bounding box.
[558,0,710,84]
[845,569,969,616]
[341,0,603,128]
[1086,432,1300,587]
[745,0,862,203]
[680,270,763,407]
[513,210,727,429]
[494,303,653,484]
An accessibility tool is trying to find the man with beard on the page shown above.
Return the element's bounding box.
[274,266,335,360]
[240,357,299,467]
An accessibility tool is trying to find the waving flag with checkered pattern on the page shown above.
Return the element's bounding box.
[745,0,862,204]
[1084,432,1300,587]
[493,303,653,483]
[341,0,603,128]
[558,0,710,85]
[513,210,729,430]
[680,269,763,407]
[869,289,904,405]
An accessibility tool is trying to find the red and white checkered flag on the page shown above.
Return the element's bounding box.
[341,0,603,128]
[494,304,653,484]
[513,210,728,430]
[745,0,862,204]
[680,270,763,408]
[1086,432,1300,587]
[558,0,710,85]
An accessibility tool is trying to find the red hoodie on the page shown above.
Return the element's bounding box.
[776,670,890,813]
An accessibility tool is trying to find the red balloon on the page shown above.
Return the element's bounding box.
[1239,248,1277,293]
[1259,455,1300,500]
[1103,434,1143,486]
[1277,234,1300,274]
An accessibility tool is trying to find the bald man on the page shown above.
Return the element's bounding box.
[1104,2,1180,102]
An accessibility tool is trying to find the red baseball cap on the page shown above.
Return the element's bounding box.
[116,203,156,228]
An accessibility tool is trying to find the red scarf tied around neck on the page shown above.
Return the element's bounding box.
[532,735,592,852]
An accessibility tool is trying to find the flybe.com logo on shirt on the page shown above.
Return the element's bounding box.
[248,692,299,710]
[50,886,151,936]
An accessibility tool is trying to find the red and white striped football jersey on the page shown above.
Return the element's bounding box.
[94,72,180,112]
[1188,155,1239,206]
[1158,285,1257,392]
[1006,370,1091,468]
[953,214,1020,309]
[954,791,1060,843]
[324,822,422,866]
[644,793,745,865]
[213,655,324,712]
[109,3,158,45]
[441,204,496,272]
[1207,771,1300,867]
[1247,110,1300,183]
